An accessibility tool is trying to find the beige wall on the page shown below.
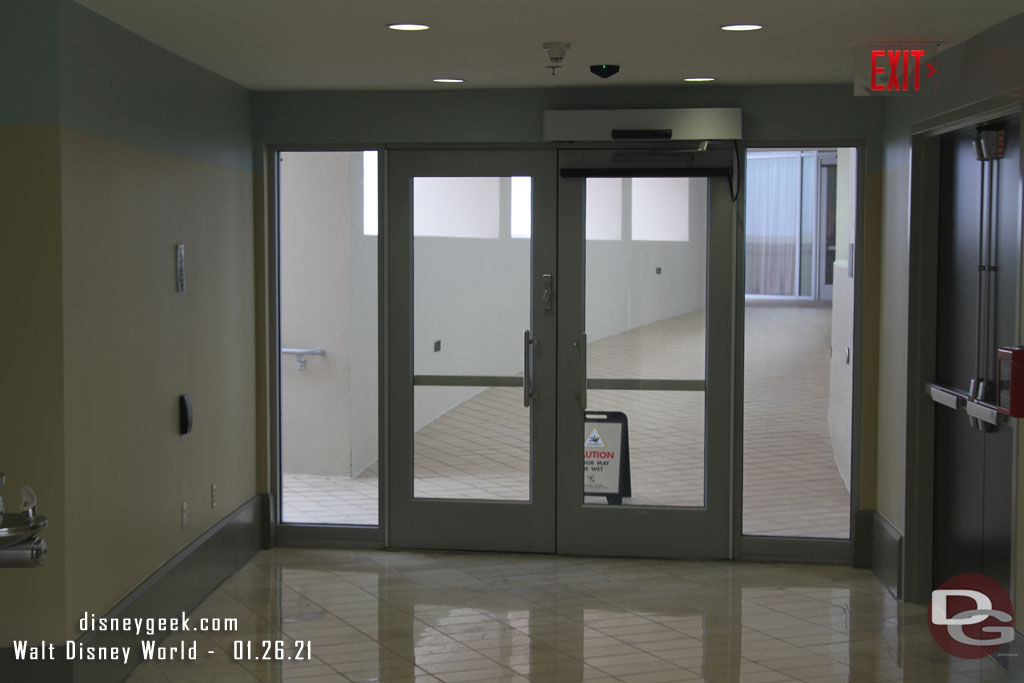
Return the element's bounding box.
[59,128,255,636]
[0,126,68,643]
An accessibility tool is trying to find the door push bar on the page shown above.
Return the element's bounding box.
[925,382,1001,428]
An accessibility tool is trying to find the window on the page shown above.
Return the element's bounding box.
[631,178,690,242]
[585,178,624,240]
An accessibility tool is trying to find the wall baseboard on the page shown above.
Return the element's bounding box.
[852,509,873,568]
[871,511,902,599]
[0,494,267,683]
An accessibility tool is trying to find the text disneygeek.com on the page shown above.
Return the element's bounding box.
[12,612,313,665]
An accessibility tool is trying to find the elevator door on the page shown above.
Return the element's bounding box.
[932,121,1021,593]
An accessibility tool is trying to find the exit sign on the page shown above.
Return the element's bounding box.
[854,45,938,96]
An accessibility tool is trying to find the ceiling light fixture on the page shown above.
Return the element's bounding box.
[433,78,465,83]
[683,77,715,82]
[720,24,762,31]
[387,23,429,31]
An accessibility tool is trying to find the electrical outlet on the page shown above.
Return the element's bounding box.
[655,266,662,275]
[181,502,188,529]
[211,483,217,509]
[434,340,441,352]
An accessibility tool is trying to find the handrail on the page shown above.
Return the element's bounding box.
[282,348,325,356]
[281,347,325,370]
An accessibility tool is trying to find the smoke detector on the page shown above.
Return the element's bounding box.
[542,42,571,63]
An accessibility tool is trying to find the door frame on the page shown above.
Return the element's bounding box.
[904,100,1023,604]
[816,151,837,302]
[553,146,736,559]
[385,147,559,553]
[263,144,388,549]
[262,140,869,565]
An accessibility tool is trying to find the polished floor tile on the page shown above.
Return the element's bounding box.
[126,549,1014,683]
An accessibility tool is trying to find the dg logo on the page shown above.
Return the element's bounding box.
[929,573,1015,658]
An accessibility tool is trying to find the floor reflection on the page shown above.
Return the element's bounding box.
[126,548,1014,682]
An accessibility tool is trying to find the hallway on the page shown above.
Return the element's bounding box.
[284,304,850,539]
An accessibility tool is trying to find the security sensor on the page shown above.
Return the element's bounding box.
[590,64,620,78]
[543,42,571,63]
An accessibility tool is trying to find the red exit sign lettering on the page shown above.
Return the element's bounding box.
[854,45,938,96]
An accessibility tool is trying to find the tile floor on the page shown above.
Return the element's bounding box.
[126,548,1016,683]
[283,304,850,539]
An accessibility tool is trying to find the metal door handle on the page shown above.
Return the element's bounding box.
[580,333,588,410]
[523,329,534,407]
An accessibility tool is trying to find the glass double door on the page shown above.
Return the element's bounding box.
[387,147,734,558]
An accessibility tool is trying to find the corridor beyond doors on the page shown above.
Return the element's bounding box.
[285,303,848,538]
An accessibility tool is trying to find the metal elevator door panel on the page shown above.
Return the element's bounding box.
[932,121,1020,595]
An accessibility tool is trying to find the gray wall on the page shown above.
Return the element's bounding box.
[0,0,59,125]
[253,84,885,169]
[58,0,251,169]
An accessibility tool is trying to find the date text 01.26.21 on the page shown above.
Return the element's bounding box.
[232,640,312,661]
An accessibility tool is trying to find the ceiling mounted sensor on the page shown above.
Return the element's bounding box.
[590,64,620,79]
[542,42,571,76]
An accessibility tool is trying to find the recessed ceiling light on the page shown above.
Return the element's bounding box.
[720,24,762,31]
[433,78,465,83]
[387,23,429,31]
[684,77,715,82]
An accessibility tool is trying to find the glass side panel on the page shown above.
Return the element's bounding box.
[280,151,379,526]
[413,176,532,500]
[742,147,855,539]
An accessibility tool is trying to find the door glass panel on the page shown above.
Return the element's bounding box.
[584,177,707,507]
[584,391,705,507]
[280,151,379,526]
[414,387,529,500]
[413,176,532,500]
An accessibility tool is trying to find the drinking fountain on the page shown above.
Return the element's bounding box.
[0,472,48,568]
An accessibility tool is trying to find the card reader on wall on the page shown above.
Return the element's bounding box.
[179,394,193,435]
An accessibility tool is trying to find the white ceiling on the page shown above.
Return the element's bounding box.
[75,0,1022,91]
